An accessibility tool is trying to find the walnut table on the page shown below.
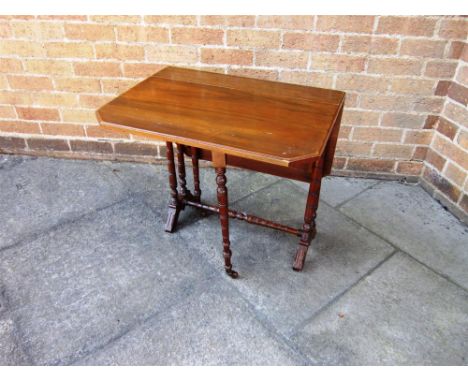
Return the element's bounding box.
[96,66,345,278]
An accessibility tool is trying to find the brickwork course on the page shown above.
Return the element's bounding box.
[0,15,466,219]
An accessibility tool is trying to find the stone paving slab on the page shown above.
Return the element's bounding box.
[75,280,305,366]
[291,253,468,365]
[340,182,468,289]
[177,180,394,335]
[0,318,30,365]
[0,156,127,249]
[0,198,214,365]
[292,176,379,207]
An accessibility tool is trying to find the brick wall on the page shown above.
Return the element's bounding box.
[0,15,467,218]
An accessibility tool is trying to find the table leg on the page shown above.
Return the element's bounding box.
[176,144,191,199]
[213,151,238,279]
[191,146,201,202]
[293,156,324,271]
[165,142,181,233]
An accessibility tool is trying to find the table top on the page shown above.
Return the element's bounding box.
[97,66,345,167]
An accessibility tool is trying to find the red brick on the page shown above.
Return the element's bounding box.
[347,158,395,173]
[438,18,468,39]
[396,161,423,176]
[316,16,375,33]
[374,144,414,159]
[201,48,253,66]
[73,62,122,77]
[41,123,86,137]
[425,61,458,78]
[368,58,422,75]
[114,142,158,156]
[282,33,339,52]
[381,113,426,129]
[0,58,23,73]
[436,118,458,140]
[377,16,437,36]
[147,45,198,64]
[257,16,314,30]
[227,30,281,49]
[312,55,365,73]
[227,68,279,81]
[16,107,60,121]
[0,136,26,152]
[144,16,197,25]
[341,36,398,55]
[0,105,16,118]
[423,167,461,202]
[447,82,468,106]
[173,27,224,45]
[65,23,115,40]
[0,120,41,134]
[336,141,373,156]
[342,110,380,126]
[425,149,446,171]
[400,39,446,58]
[336,74,388,93]
[8,75,53,91]
[116,26,169,43]
[70,140,113,154]
[353,127,403,142]
[28,138,70,152]
[279,71,334,88]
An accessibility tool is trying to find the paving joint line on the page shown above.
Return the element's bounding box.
[335,203,468,294]
[221,279,317,366]
[0,196,133,256]
[66,275,223,366]
[289,249,398,337]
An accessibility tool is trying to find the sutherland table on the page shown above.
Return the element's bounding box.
[96,66,345,278]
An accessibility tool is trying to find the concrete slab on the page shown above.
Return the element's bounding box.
[177,180,394,335]
[292,176,379,207]
[0,199,214,365]
[75,281,305,365]
[340,182,468,289]
[0,318,30,365]
[0,156,127,249]
[291,253,468,365]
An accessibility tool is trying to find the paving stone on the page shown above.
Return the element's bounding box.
[0,156,127,249]
[75,281,305,365]
[177,180,394,335]
[291,176,379,207]
[340,182,468,289]
[0,318,30,365]
[0,199,214,365]
[291,253,468,365]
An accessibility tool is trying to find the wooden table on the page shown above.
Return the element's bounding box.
[97,66,345,278]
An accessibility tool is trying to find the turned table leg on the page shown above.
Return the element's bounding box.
[213,152,238,279]
[191,146,201,202]
[165,142,181,233]
[293,156,324,271]
[176,144,191,200]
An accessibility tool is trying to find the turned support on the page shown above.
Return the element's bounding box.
[191,146,202,202]
[213,152,238,279]
[176,143,191,199]
[293,156,324,271]
[165,142,181,233]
